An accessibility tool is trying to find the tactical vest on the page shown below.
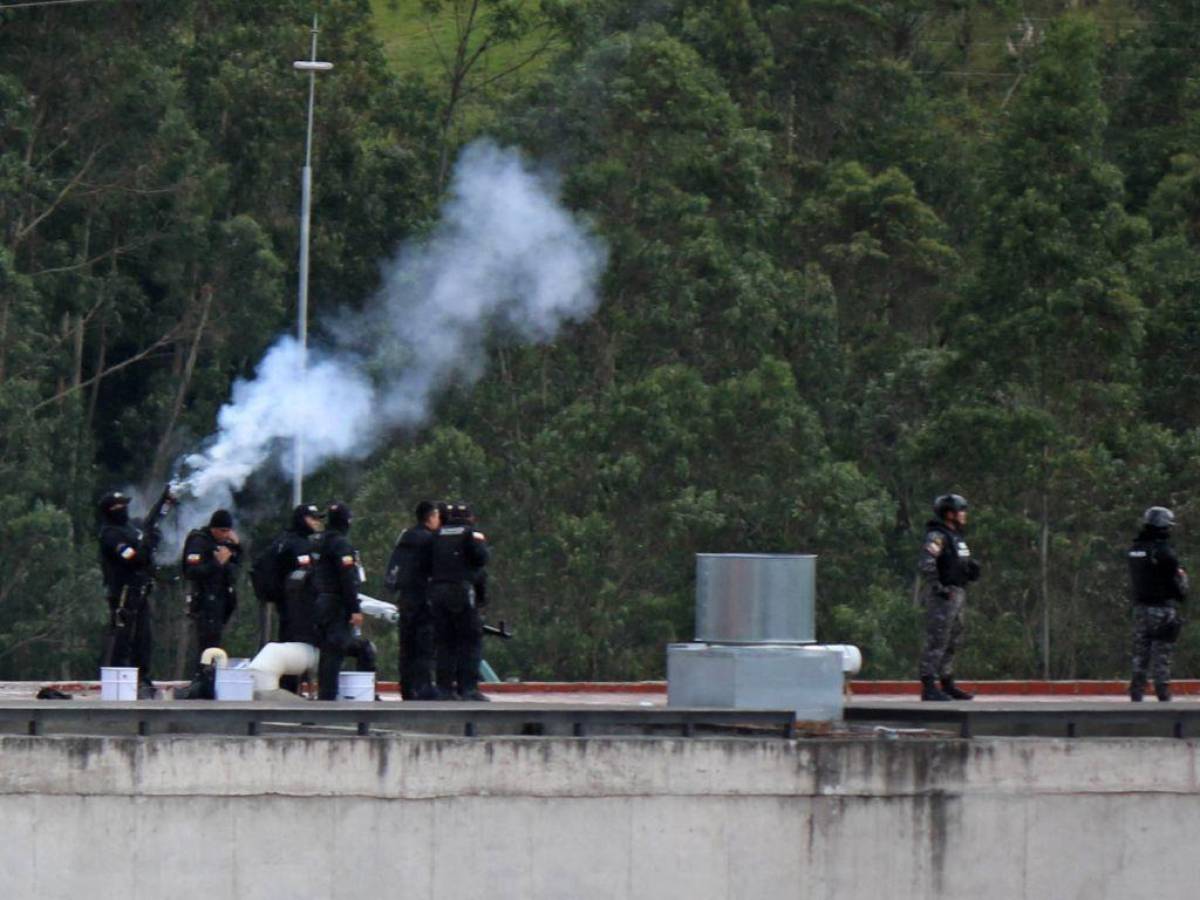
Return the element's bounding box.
[430,525,474,584]
[927,520,974,587]
[1129,537,1181,605]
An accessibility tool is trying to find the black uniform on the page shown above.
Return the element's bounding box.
[917,519,981,682]
[386,524,437,699]
[345,627,377,673]
[1129,524,1187,699]
[312,519,362,700]
[254,521,319,693]
[276,531,319,645]
[182,528,242,669]
[429,519,490,699]
[98,511,158,687]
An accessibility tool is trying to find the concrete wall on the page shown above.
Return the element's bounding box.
[1,734,1197,899]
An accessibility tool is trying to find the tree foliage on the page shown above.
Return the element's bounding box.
[1,0,1198,682]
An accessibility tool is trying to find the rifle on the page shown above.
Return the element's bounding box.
[140,482,179,550]
[482,620,513,640]
[101,484,178,667]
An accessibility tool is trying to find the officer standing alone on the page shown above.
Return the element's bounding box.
[429,503,490,701]
[917,494,981,701]
[385,499,441,700]
[181,509,242,670]
[312,502,363,700]
[1128,506,1187,702]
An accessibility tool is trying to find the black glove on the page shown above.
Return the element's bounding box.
[966,559,982,582]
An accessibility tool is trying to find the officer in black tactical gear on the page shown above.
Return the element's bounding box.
[312,501,363,700]
[181,509,242,670]
[250,503,324,693]
[429,503,490,701]
[1128,506,1188,702]
[98,490,173,697]
[917,493,982,701]
[384,499,441,700]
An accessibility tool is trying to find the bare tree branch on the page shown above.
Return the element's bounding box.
[13,143,105,246]
[31,324,180,411]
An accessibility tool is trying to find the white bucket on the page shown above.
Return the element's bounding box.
[100,666,138,701]
[214,666,255,701]
[338,671,376,702]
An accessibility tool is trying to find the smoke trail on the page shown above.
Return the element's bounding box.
[160,140,606,545]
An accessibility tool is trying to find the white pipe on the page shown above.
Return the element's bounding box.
[804,644,863,675]
[200,647,229,668]
[246,642,319,693]
[358,593,398,623]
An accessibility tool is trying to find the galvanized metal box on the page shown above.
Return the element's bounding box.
[695,553,816,644]
[666,643,844,721]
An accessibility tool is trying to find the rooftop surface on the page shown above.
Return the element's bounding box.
[7,679,1198,739]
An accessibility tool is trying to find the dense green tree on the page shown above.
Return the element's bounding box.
[4,0,1200,683]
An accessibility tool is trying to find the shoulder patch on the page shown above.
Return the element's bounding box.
[186,553,202,564]
[341,554,356,568]
[474,532,487,541]
[923,534,944,556]
[120,546,137,561]
[297,554,311,567]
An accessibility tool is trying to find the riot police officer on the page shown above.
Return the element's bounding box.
[917,493,982,701]
[1128,506,1188,702]
[312,501,363,700]
[98,490,172,698]
[429,503,490,701]
[250,503,324,692]
[384,499,441,700]
[181,509,242,669]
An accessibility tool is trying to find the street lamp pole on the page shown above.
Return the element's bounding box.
[292,16,333,506]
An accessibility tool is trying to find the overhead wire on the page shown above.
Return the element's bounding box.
[0,0,123,9]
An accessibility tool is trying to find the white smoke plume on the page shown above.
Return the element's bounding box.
[157,140,606,547]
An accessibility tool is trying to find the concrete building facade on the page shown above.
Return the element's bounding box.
[0,734,1195,899]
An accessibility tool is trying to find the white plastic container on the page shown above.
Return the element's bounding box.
[338,671,375,702]
[100,666,138,701]
[214,665,255,701]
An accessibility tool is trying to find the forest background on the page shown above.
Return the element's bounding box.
[2,0,1199,683]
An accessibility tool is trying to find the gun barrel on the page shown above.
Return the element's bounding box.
[482,621,513,640]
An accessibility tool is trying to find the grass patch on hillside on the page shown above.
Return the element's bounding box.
[368,0,563,85]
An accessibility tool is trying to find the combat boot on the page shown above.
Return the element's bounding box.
[1155,683,1172,702]
[921,676,951,702]
[940,678,974,701]
[1129,685,1144,702]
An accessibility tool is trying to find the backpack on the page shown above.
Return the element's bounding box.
[249,537,286,606]
[384,531,422,593]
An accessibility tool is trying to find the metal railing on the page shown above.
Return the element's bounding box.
[2,700,797,740]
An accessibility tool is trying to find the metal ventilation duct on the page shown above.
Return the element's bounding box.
[694,553,816,644]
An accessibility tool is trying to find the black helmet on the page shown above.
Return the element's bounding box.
[445,503,472,525]
[1143,506,1176,529]
[291,503,324,532]
[327,501,352,531]
[933,494,969,518]
[99,491,130,514]
[99,491,131,525]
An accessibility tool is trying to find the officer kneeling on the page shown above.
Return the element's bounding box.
[1128,506,1187,702]
[430,503,490,701]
